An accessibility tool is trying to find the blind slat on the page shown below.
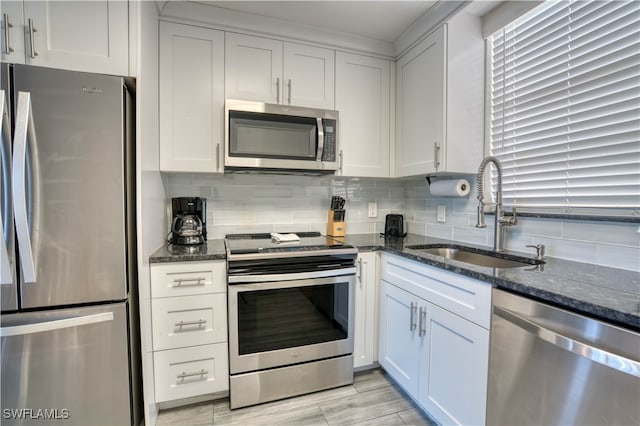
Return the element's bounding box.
[488,0,640,214]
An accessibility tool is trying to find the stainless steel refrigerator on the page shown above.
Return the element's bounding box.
[0,64,140,426]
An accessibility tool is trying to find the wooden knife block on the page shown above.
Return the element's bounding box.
[326,210,346,237]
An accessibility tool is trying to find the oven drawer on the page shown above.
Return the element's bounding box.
[152,294,227,350]
[150,261,226,298]
[154,343,229,403]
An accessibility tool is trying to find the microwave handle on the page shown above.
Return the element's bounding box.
[316,118,324,161]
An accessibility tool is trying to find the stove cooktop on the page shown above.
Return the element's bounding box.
[224,232,355,256]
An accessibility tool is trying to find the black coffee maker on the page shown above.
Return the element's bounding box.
[170,197,207,245]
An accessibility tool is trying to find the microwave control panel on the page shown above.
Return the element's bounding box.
[321,119,337,162]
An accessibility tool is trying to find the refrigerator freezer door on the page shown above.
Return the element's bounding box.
[1,302,132,425]
[12,65,128,308]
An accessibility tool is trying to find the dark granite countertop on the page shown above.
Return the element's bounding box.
[148,234,639,329]
[149,239,226,263]
[342,233,640,330]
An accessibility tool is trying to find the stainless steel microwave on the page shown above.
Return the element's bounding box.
[224,99,339,173]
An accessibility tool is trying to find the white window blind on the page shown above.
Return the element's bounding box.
[488,0,640,216]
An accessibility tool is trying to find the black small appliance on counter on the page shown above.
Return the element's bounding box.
[170,197,207,245]
[382,214,407,238]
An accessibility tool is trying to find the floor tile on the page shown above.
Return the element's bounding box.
[319,384,413,425]
[347,412,405,426]
[397,407,438,426]
[352,369,392,394]
[156,401,213,426]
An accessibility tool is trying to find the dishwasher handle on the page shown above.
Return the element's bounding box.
[494,305,640,378]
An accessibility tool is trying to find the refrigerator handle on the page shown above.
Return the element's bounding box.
[12,91,37,284]
[1,90,12,285]
[0,312,114,337]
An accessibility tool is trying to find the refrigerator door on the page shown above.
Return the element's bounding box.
[12,65,128,308]
[1,302,132,425]
[1,84,17,311]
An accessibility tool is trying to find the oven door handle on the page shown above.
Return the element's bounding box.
[228,267,356,283]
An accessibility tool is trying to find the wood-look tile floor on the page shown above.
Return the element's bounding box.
[156,368,437,426]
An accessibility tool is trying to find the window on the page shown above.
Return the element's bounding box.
[487,0,640,217]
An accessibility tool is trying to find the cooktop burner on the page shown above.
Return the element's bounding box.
[225,232,356,257]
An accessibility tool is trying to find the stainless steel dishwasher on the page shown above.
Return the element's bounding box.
[487,289,640,425]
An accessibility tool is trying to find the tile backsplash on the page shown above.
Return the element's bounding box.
[165,173,640,272]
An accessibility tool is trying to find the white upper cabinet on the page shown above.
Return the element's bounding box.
[159,21,225,173]
[283,42,334,109]
[2,1,129,76]
[1,1,25,64]
[226,32,335,109]
[395,15,484,177]
[395,26,446,177]
[225,33,283,104]
[336,52,391,177]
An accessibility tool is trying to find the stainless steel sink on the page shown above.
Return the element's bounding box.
[407,246,542,269]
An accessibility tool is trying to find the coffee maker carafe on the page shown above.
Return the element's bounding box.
[170,197,207,245]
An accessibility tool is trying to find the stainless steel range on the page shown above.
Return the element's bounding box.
[226,232,357,409]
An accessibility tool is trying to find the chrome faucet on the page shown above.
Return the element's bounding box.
[475,156,517,251]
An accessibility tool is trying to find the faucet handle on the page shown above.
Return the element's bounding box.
[526,244,545,260]
[509,207,518,225]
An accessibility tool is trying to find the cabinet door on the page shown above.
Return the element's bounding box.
[418,303,489,425]
[354,252,378,369]
[283,42,334,109]
[159,22,224,173]
[1,1,25,64]
[395,26,446,177]
[22,1,129,75]
[378,280,422,398]
[336,52,390,177]
[225,32,282,104]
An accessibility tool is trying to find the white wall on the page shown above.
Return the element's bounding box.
[136,2,164,425]
[165,173,639,272]
[405,177,640,272]
[165,174,406,237]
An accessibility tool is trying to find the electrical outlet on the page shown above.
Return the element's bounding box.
[368,202,378,218]
[437,205,446,223]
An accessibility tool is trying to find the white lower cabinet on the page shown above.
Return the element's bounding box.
[150,260,229,404]
[153,343,228,403]
[379,253,490,425]
[353,252,379,369]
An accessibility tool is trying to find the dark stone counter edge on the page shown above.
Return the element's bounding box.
[149,241,639,329]
[366,246,639,330]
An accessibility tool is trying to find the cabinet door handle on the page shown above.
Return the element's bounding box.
[27,18,38,59]
[410,302,417,331]
[287,79,292,104]
[339,149,343,174]
[419,306,427,337]
[433,142,440,170]
[276,78,280,104]
[177,369,208,381]
[356,258,362,282]
[216,143,221,171]
[172,277,206,287]
[3,14,14,54]
[174,319,207,328]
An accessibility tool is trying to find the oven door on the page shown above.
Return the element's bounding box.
[228,274,354,374]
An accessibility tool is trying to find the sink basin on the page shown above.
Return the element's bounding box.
[407,246,543,269]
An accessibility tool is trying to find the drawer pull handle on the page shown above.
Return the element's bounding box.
[177,369,208,380]
[172,277,206,287]
[174,319,207,328]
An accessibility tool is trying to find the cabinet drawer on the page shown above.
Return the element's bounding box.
[152,294,227,350]
[154,343,229,403]
[381,253,491,329]
[150,261,226,298]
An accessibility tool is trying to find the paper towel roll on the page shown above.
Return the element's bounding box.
[429,179,471,197]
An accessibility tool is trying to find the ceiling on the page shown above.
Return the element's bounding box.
[196,1,439,42]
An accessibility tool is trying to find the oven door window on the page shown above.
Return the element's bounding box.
[237,282,349,355]
[229,111,317,160]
